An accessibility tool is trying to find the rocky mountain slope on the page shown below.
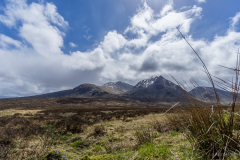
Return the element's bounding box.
[68,83,111,98]
[190,87,233,103]
[123,76,186,102]
[102,81,133,94]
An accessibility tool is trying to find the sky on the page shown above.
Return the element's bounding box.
[0,0,240,97]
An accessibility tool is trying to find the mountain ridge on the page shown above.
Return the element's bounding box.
[15,76,234,104]
[26,81,133,99]
[190,86,233,103]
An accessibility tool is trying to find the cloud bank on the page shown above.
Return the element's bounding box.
[0,0,239,97]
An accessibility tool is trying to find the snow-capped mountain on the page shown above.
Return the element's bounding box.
[134,75,179,89]
[124,75,186,102]
[135,76,159,88]
[28,76,185,102]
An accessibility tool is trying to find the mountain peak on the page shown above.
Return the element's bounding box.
[150,75,163,79]
[125,75,186,102]
[135,75,168,88]
[102,81,133,87]
[101,81,133,94]
[102,82,116,86]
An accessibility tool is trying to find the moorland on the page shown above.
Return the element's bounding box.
[0,97,199,159]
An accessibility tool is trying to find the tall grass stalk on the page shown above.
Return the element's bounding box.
[168,28,240,159]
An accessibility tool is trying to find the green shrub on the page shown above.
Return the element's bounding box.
[170,131,178,136]
[138,142,169,159]
[94,145,102,152]
[71,139,89,149]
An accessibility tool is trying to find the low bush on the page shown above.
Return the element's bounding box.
[133,126,155,145]
[94,124,105,135]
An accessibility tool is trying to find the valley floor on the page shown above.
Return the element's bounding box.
[0,97,236,159]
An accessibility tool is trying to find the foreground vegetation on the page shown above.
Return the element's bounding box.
[1,97,240,159]
[0,98,191,159]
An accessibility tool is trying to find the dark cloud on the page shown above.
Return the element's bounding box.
[139,59,159,72]
[161,63,189,72]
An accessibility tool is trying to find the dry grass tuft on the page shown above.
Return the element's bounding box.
[168,28,240,159]
[94,124,105,135]
[133,125,155,145]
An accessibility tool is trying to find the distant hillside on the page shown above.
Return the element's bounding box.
[27,81,133,99]
[189,87,233,103]
[27,89,72,98]
[123,76,186,102]
[0,96,17,99]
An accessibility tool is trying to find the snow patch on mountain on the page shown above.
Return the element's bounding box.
[102,82,116,86]
[135,76,160,88]
[134,75,179,89]
[135,76,162,88]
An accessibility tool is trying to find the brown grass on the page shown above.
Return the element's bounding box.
[168,28,240,159]
[0,97,181,159]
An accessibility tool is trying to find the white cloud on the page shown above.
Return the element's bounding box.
[126,3,202,41]
[84,35,92,40]
[160,0,173,16]
[230,12,240,31]
[44,3,68,28]
[20,23,64,56]
[0,0,67,57]
[130,2,154,31]
[197,0,206,3]
[0,0,239,97]
[69,42,77,47]
[101,31,127,53]
[0,34,22,48]
[64,48,108,70]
